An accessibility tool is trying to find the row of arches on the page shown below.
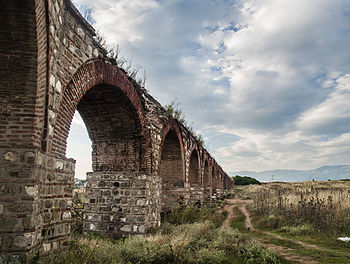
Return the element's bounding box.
[50,59,229,197]
[51,60,231,234]
[159,119,227,188]
[159,118,229,207]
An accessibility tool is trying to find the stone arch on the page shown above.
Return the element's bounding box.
[203,159,210,187]
[159,119,185,181]
[51,59,150,172]
[203,158,212,204]
[223,176,228,190]
[159,119,186,208]
[211,166,217,188]
[188,148,200,184]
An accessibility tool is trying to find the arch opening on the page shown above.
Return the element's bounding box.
[189,149,200,185]
[211,167,217,200]
[159,129,184,185]
[211,167,216,188]
[203,160,210,187]
[76,84,145,172]
[159,128,185,208]
[203,160,212,205]
[66,112,92,180]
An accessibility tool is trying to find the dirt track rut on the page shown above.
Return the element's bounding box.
[223,198,320,263]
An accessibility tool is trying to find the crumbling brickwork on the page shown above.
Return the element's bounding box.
[0,0,234,259]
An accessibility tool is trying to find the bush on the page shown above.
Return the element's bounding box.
[71,192,84,235]
[257,215,282,229]
[188,248,225,264]
[239,243,283,264]
[279,224,314,235]
[162,205,226,228]
[233,176,261,186]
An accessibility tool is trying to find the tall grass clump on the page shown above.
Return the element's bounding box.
[245,180,350,235]
[161,204,226,227]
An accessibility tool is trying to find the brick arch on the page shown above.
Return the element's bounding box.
[223,176,228,190]
[211,166,218,189]
[51,59,150,171]
[218,174,223,188]
[203,158,210,187]
[188,146,201,184]
[158,118,185,182]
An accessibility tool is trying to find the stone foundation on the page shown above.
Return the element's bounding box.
[84,172,161,236]
[203,187,212,205]
[161,181,190,210]
[215,189,224,200]
[0,148,75,258]
[189,184,204,205]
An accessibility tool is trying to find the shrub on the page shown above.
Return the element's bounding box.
[188,248,225,264]
[279,224,314,235]
[233,175,261,186]
[239,242,283,264]
[71,192,84,234]
[162,205,226,227]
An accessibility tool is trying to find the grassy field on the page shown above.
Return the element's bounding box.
[31,201,288,264]
[245,180,350,235]
[230,180,350,263]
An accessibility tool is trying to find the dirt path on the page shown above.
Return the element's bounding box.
[222,198,254,230]
[223,198,320,263]
[222,199,239,229]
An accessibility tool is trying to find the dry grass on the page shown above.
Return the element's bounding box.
[243,180,350,235]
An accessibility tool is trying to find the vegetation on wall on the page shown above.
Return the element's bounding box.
[164,99,205,147]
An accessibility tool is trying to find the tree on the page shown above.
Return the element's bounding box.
[233,175,261,185]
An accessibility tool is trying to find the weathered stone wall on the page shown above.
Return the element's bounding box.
[0,148,74,259]
[84,172,161,236]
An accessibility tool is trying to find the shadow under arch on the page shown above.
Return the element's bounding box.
[203,159,212,204]
[203,159,210,187]
[211,166,217,201]
[188,147,200,185]
[158,118,186,208]
[188,147,203,204]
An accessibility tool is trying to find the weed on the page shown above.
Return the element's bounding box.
[245,181,350,235]
[279,224,314,235]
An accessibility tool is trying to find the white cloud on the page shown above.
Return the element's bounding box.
[69,0,350,174]
[297,74,350,135]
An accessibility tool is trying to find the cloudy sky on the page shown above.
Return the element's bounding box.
[68,0,350,178]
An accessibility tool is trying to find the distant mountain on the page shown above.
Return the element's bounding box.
[231,165,350,182]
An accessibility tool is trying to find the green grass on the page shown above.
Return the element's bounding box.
[230,206,247,232]
[248,207,350,263]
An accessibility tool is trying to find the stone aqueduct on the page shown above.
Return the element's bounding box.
[0,0,234,257]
